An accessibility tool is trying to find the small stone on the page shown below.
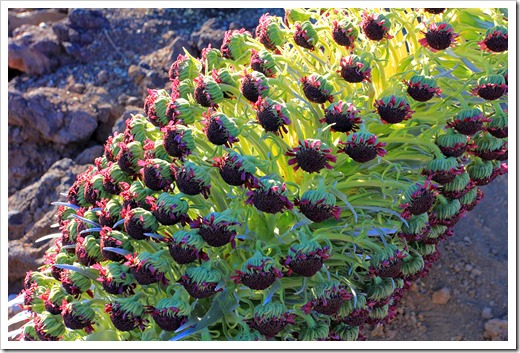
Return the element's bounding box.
[70,83,86,94]
[453,263,461,272]
[463,236,471,244]
[465,264,473,272]
[482,307,493,320]
[128,64,145,85]
[483,319,508,340]
[418,313,425,321]
[432,287,451,304]
[371,325,385,337]
[96,70,109,84]
[126,96,140,106]
[471,268,482,277]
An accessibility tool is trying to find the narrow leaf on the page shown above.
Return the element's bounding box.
[35,233,62,243]
[8,310,32,327]
[332,188,358,223]
[70,214,100,227]
[143,233,165,241]
[51,201,80,210]
[102,247,132,256]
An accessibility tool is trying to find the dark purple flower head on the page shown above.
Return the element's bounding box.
[138,158,175,192]
[191,211,241,248]
[423,8,446,14]
[168,53,200,81]
[220,28,252,60]
[428,195,463,227]
[253,97,291,136]
[148,295,191,332]
[446,108,491,136]
[293,21,318,50]
[213,151,258,188]
[435,129,470,158]
[368,245,407,278]
[178,262,222,299]
[422,156,464,184]
[105,294,148,332]
[193,74,224,108]
[322,101,362,133]
[339,55,372,83]
[246,302,295,338]
[124,250,170,286]
[122,207,159,240]
[166,229,208,265]
[250,49,277,77]
[61,301,96,333]
[300,74,334,104]
[404,75,442,102]
[34,313,65,341]
[282,240,331,277]
[245,178,294,214]
[471,75,508,101]
[361,12,393,41]
[440,172,475,199]
[202,111,240,148]
[400,179,438,219]
[255,13,285,52]
[486,110,508,138]
[175,162,211,198]
[286,139,336,173]
[75,235,102,267]
[302,280,351,315]
[469,132,508,161]
[295,189,341,222]
[478,26,508,53]
[161,121,196,159]
[339,132,387,163]
[231,255,283,290]
[93,263,136,296]
[240,70,270,102]
[373,95,414,124]
[419,22,459,52]
[332,19,358,48]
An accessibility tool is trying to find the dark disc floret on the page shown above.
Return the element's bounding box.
[231,256,284,290]
[245,178,294,214]
[295,190,341,223]
[193,75,224,108]
[422,156,464,185]
[404,75,442,102]
[250,49,277,77]
[148,193,190,226]
[61,301,95,332]
[423,8,446,14]
[191,211,241,248]
[446,108,491,136]
[255,13,286,52]
[282,240,331,277]
[178,263,222,299]
[302,281,352,316]
[300,74,334,104]
[400,179,438,219]
[286,139,336,173]
[339,55,372,83]
[293,21,317,50]
[368,245,407,278]
[166,230,208,265]
[149,296,191,332]
[175,162,211,198]
[161,122,196,159]
[373,95,414,124]
[478,26,508,53]
[435,129,469,158]
[124,251,170,286]
[321,101,362,133]
[332,19,358,48]
[254,97,291,136]
[361,12,393,41]
[471,75,507,101]
[93,263,136,296]
[419,22,458,52]
[339,132,387,163]
[105,295,148,332]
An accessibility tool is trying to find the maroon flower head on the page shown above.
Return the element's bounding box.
[422,156,464,184]
[245,178,294,214]
[446,108,491,136]
[254,97,291,136]
[282,240,331,277]
[250,49,277,78]
[361,12,393,41]
[419,22,459,52]
[191,211,241,248]
[423,8,446,14]
[166,230,208,265]
[231,256,284,290]
[175,162,211,198]
[435,128,470,158]
[295,189,341,223]
[93,263,136,296]
[478,26,508,53]
[373,95,414,124]
[293,22,317,50]
[61,301,95,333]
[339,55,372,83]
[322,101,362,133]
[302,280,351,315]
[240,71,270,103]
[300,74,334,104]
[404,75,442,102]
[246,302,295,338]
[332,19,358,48]
[161,121,195,159]
[202,111,239,148]
[286,139,336,173]
[339,132,387,163]
[178,262,222,299]
[400,179,438,219]
[213,151,258,188]
[105,295,148,332]
[255,13,285,52]
[471,75,508,101]
[124,251,170,286]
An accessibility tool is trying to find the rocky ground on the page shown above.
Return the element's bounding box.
[7,8,508,341]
